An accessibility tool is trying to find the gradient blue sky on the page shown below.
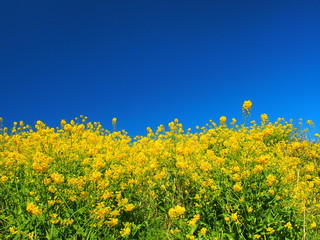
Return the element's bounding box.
[1,0,320,137]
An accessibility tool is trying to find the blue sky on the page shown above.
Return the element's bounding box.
[1,0,320,137]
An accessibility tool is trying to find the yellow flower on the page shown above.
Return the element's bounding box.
[231,213,238,221]
[220,116,227,125]
[232,174,241,181]
[124,204,135,212]
[242,100,252,112]
[26,202,42,216]
[233,182,243,192]
[260,113,268,122]
[266,174,277,186]
[284,222,293,229]
[50,172,64,184]
[310,222,317,229]
[1,176,8,182]
[9,227,17,234]
[107,218,119,227]
[170,228,180,235]
[306,120,313,125]
[48,185,57,193]
[112,117,117,126]
[64,124,73,132]
[305,163,315,173]
[62,218,74,226]
[110,210,120,217]
[266,227,275,234]
[186,235,195,240]
[120,227,131,237]
[90,171,102,181]
[268,189,275,195]
[168,205,186,219]
[232,166,241,172]
[77,124,85,132]
[43,178,51,185]
[200,227,207,235]
[188,214,200,226]
[60,119,67,126]
[253,165,264,173]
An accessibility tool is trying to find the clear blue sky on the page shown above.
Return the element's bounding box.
[1,0,320,137]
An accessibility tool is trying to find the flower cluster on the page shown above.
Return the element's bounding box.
[0,102,319,239]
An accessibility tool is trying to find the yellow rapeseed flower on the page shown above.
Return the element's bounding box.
[26,202,42,216]
[60,119,67,126]
[186,235,195,240]
[220,116,227,125]
[50,172,64,184]
[188,214,200,226]
[266,174,277,186]
[62,218,74,226]
[107,218,119,227]
[1,176,8,182]
[268,189,275,195]
[266,227,275,234]
[284,222,293,229]
[242,100,252,112]
[64,124,72,132]
[169,228,180,235]
[124,204,135,212]
[305,163,315,173]
[120,227,131,237]
[233,182,243,192]
[253,165,264,173]
[200,227,207,235]
[9,227,17,234]
[168,205,186,219]
[231,212,238,221]
[260,113,268,122]
[112,117,117,126]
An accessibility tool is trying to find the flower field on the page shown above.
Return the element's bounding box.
[0,101,319,239]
